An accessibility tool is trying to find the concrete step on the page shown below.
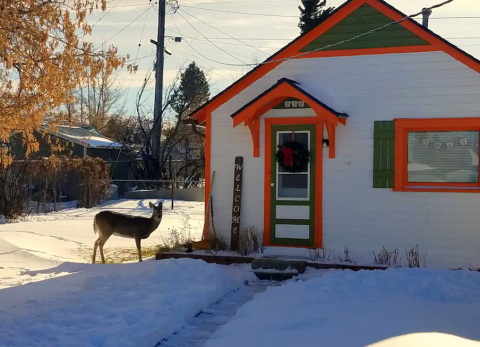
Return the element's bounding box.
[251,258,307,281]
[252,258,307,274]
[252,268,299,281]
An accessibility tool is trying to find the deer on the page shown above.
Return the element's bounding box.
[92,201,163,264]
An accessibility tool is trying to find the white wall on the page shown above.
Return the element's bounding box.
[210,51,480,269]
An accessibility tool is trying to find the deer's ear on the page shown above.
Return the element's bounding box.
[149,202,154,209]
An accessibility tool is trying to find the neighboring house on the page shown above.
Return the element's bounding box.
[11,125,131,180]
[185,0,480,269]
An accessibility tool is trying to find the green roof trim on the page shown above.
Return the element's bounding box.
[299,4,431,52]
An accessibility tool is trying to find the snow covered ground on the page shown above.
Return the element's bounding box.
[203,268,480,347]
[0,199,204,288]
[0,259,253,347]
[3,198,480,347]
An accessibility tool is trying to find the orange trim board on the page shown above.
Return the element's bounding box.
[365,0,480,75]
[203,111,212,240]
[394,117,480,193]
[233,82,339,127]
[189,0,361,121]
[264,117,323,249]
[188,0,480,122]
[298,46,440,59]
[246,119,260,157]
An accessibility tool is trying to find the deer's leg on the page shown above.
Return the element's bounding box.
[99,236,110,264]
[92,239,100,264]
[135,236,142,262]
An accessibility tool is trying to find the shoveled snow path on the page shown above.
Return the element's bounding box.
[155,280,277,347]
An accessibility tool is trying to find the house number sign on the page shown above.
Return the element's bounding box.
[230,156,243,251]
[284,100,305,108]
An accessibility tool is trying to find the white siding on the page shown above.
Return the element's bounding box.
[210,51,480,269]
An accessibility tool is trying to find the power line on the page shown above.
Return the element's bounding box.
[174,0,456,67]
[166,29,480,43]
[174,10,249,65]
[182,36,260,61]
[93,5,153,52]
[178,8,269,57]
[182,0,300,3]
[124,5,151,105]
[430,16,480,20]
[173,3,480,21]
[179,4,298,18]
[176,10,249,64]
[90,0,125,29]
[89,3,153,11]
[168,46,227,79]
[112,52,156,77]
[168,11,235,74]
[173,42,231,76]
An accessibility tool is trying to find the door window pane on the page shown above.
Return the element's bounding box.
[278,132,309,173]
[278,174,308,199]
[407,131,479,183]
[279,132,308,147]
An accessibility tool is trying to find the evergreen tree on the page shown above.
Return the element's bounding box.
[298,0,335,35]
[171,62,210,118]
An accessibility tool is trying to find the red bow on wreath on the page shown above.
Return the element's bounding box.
[281,146,294,167]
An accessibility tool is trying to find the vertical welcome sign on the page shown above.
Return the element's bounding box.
[230,156,243,251]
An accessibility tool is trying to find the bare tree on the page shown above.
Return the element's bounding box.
[51,63,128,140]
[130,63,209,182]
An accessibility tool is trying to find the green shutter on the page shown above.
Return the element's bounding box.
[373,121,395,188]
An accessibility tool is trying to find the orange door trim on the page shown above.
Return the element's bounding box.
[264,117,323,249]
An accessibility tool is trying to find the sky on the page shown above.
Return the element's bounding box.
[82,0,480,117]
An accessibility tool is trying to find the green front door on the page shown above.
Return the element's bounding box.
[270,124,316,247]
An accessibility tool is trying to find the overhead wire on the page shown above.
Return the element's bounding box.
[178,2,478,21]
[171,0,456,67]
[178,8,269,57]
[90,0,125,29]
[93,5,153,51]
[179,5,297,18]
[175,10,249,64]
[182,0,301,3]
[168,46,227,79]
[167,9,238,74]
[124,5,152,106]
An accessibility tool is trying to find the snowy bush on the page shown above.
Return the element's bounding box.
[334,246,356,264]
[373,247,399,267]
[210,233,229,252]
[309,248,333,262]
[405,245,427,268]
[159,213,194,251]
[238,225,264,256]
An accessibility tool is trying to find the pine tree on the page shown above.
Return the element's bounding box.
[171,62,210,118]
[298,0,335,35]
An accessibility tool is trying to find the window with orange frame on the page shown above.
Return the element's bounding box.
[394,118,480,192]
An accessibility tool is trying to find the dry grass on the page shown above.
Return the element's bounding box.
[238,225,263,256]
[78,245,161,264]
[373,247,399,267]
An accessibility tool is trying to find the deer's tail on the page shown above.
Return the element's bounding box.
[93,216,98,234]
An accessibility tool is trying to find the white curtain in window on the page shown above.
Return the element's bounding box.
[407,131,479,183]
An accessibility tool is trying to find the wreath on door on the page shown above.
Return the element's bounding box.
[275,140,310,173]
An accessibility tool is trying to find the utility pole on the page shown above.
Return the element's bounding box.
[152,0,166,171]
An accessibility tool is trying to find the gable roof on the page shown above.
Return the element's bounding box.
[187,0,480,123]
[44,126,124,149]
[230,78,349,123]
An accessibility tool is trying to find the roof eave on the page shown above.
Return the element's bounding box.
[230,78,349,121]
